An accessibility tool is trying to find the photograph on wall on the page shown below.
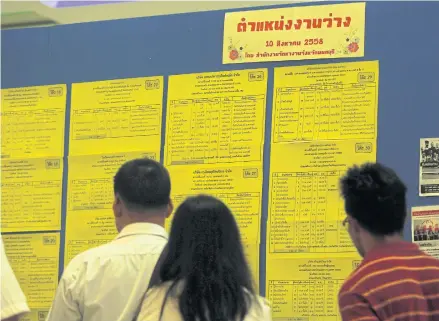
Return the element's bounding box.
[412,205,439,259]
[419,138,439,196]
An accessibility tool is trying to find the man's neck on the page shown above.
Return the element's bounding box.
[125,210,166,228]
[364,233,404,255]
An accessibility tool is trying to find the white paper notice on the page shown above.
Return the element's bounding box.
[419,138,439,196]
[412,205,439,259]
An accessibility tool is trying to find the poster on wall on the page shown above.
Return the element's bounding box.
[223,2,365,64]
[164,68,268,289]
[412,205,439,259]
[3,232,60,321]
[69,76,164,157]
[1,84,67,159]
[266,61,378,321]
[419,138,439,196]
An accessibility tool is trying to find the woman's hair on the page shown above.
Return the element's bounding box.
[159,194,256,321]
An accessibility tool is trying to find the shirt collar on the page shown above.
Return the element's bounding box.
[116,222,168,240]
[364,240,419,262]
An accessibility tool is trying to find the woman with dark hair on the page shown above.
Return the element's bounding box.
[137,195,271,321]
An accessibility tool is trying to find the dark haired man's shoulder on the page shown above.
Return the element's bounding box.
[62,241,117,277]
[63,235,166,281]
[340,244,439,312]
[338,261,368,297]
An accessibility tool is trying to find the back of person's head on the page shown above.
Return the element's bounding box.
[113,158,171,226]
[340,162,407,236]
[160,195,255,321]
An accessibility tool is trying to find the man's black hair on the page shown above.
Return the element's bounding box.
[113,158,170,211]
[340,162,407,236]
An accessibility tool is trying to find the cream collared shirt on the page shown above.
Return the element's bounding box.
[1,237,30,320]
[46,223,168,321]
[137,281,272,321]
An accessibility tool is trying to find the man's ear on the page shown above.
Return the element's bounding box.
[166,199,174,218]
[113,194,123,218]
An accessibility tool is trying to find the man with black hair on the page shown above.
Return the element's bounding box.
[338,162,439,321]
[47,158,173,321]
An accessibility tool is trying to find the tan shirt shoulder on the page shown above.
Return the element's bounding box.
[137,282,272,321]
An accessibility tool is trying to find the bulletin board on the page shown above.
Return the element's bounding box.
[1,1,439,320]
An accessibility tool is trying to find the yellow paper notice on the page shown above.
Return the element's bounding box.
[1,85,66,159]
[70,76,163,157]
[223,2,365,63]
[1,158,63,232]
[3,233,60,312]
[165,69,267,166]
[20,310,50,321]
[167,165,263,244]
[272,61,379,143]
[65,152,149,265]
[268,140,375,255]
[65,209,117,265]
[266,257,361,320]
[245,243,260,290]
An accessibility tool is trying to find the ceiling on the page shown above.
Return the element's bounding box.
[1,0,318,29]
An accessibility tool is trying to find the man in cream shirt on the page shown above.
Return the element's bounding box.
[46,158,172,321]
[1,237,30,321]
